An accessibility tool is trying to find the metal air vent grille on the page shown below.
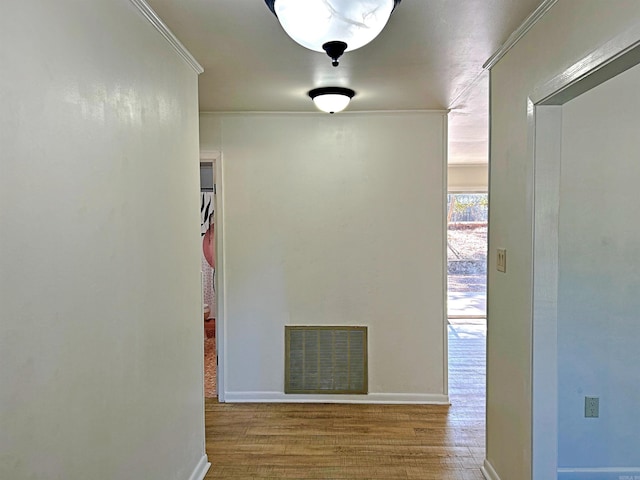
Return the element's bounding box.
[285,326,367,395]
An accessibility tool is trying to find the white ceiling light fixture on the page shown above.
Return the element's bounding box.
[308,87,355,114]
[265,0,401,66]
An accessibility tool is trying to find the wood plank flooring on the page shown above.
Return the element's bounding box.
[204,321,486,479]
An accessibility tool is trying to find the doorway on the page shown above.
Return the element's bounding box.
[531,41,640,479]
[447,193,487,319]
[446,192,488,460]
[200,160,217,399]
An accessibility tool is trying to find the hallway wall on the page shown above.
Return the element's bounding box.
[487,1,640,479]
[0,1,205,478]
[201,112,448,402]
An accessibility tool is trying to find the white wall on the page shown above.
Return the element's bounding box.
[488,1,640,479]
[557,62,640,472]
[201,112,448,402]
[0,1,205,479]
[448,164,488,193]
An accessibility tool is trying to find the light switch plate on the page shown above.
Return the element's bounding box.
[497,248,507,273]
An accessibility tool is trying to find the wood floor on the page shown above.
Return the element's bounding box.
[204,321,486,479]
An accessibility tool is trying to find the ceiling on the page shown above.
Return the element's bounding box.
[146,0,543,164]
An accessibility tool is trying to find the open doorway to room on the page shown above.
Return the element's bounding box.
[531,44,640,478]
[200,161,217,399]
[446,192,487,455]
[447,193,487,320]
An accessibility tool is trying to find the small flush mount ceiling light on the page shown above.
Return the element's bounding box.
[308,87,355,114]
[265,0,401,66]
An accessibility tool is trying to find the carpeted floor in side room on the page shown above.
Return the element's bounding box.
[204,336,217,398]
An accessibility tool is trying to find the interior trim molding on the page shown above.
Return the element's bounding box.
[483,0,558,70]
[530,104,561,479]
[200,150,221,162]
[187,455,211,480]
[533,25,640,105]
[481,459,502,480]
[557,467,640,479]
[558,467,640,472]
[448,163,489,169]
[199,109,449,116]
[224,391,450,405]
[447,188,488,194]
[129,0,204,74]
[441,113,449,398]
[214,153,226,402]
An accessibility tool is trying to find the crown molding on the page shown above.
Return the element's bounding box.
[199,109,449,116]
[130,0,204,74]
[483,0,558,70]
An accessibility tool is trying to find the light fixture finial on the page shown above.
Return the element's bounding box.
[322,41,347,67]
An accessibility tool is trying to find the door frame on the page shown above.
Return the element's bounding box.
[528,29,640,479]
[201,150,225,401]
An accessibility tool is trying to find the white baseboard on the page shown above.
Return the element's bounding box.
[558,467,640,479]
[223,391,450,405]
[481,459,501,480]
[187,455,210,480]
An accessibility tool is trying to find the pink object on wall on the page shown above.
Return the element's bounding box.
[201,192,216,319]
[203,225,215,269]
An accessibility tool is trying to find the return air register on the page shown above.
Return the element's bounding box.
[285,326,368,394]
